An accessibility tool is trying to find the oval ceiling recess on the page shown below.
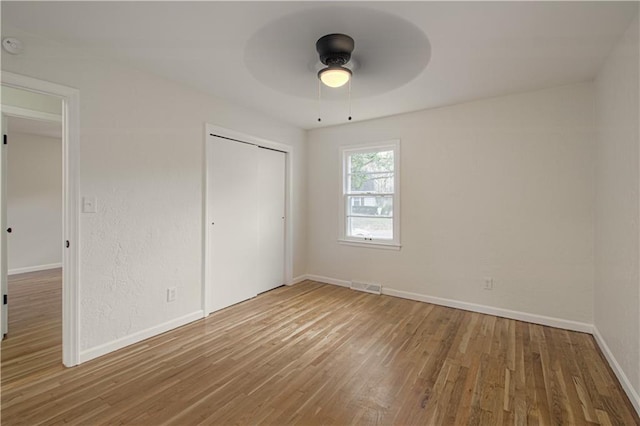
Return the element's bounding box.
[244,6,431,100]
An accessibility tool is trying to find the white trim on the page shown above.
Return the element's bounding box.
[339,139,401,248]
[207,124,293,153]
[1,115,7,337]
[593,326,640,416]
[9,263,62,275]
[307,274,593,333]
[306,274,351,288]
[382,287,593,333]
[79,310,203,364]
[1,104,62,123]
[202,124,294,316]
[338,239,401,250]
[2,72,81,367]
[288,274,311,285]
[201,124,209,316]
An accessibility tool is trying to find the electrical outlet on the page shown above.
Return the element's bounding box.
[167,287,176,302]
[483,277,494,290]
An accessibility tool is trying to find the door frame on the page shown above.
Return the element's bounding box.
[1,114,7,338]
[202,123,293,315]
[1,72,81,367]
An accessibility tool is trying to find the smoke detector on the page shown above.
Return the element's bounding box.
[2,38,24,55]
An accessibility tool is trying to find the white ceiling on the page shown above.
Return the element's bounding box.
[2,1,637,129]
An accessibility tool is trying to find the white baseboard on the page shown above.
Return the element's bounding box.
[305,274,350,288]
[288,274,311,285]
[306,274,592,333]
[79,310,204,364]
[592,326,640,416]
[9,263,62,275]
[383,287,593,334]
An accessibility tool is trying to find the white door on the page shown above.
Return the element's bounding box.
[1,115,8,337]
[257,148,286,293]
[208,136,259,313]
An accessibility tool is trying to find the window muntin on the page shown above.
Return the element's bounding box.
[340,142,400,247]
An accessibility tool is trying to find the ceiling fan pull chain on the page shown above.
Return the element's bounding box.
[348,78,352,121]
[317,78,322,122]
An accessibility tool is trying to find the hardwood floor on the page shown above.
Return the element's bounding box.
[2,269,62,386]
[1,270,638,425]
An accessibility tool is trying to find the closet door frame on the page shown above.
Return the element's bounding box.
[202,123,293,316]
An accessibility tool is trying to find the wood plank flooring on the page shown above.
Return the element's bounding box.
[1,269,638,425]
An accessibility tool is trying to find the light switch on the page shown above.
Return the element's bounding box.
[82,196,97,213]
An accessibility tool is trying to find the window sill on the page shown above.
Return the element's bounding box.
[338,239,401,251]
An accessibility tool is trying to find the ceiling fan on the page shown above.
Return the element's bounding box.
[316,33,354,88]
[315,33,355,122]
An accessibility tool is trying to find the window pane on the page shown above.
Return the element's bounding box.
[348,172,393,193]
[349,150,394,174]
[348,217,393,240]
[347,196,392,217]
[341,143,399,245]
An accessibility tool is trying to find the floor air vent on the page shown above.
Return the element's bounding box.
[350,281,382,295]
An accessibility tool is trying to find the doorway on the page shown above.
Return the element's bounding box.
[6,110,63,275]
[1,72,80,367]
[1,92,63,373]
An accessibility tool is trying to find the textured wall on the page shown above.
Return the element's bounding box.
[594,14,640,401]
[7,132,62,271]
[1,27,307,352]
[307,83,595,324]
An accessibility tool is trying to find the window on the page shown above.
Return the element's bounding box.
[339,140,400,249]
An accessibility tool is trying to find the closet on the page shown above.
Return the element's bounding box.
[206,134,286,313]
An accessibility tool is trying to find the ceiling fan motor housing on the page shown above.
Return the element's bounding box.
[316,33,354,66]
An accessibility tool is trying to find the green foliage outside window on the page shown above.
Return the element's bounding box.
[349,150,394,192]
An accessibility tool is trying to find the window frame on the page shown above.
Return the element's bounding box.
[338,140,401,250]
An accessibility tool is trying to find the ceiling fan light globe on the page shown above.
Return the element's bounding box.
[319,67,351,88]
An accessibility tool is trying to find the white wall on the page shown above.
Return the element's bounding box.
[594,15,640,409]
[6,131,62,273]
[1,27,307,355]
[307,83,595,325]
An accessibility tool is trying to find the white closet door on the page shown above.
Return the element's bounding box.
[256,148,286,293]
[208,136,258,313]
